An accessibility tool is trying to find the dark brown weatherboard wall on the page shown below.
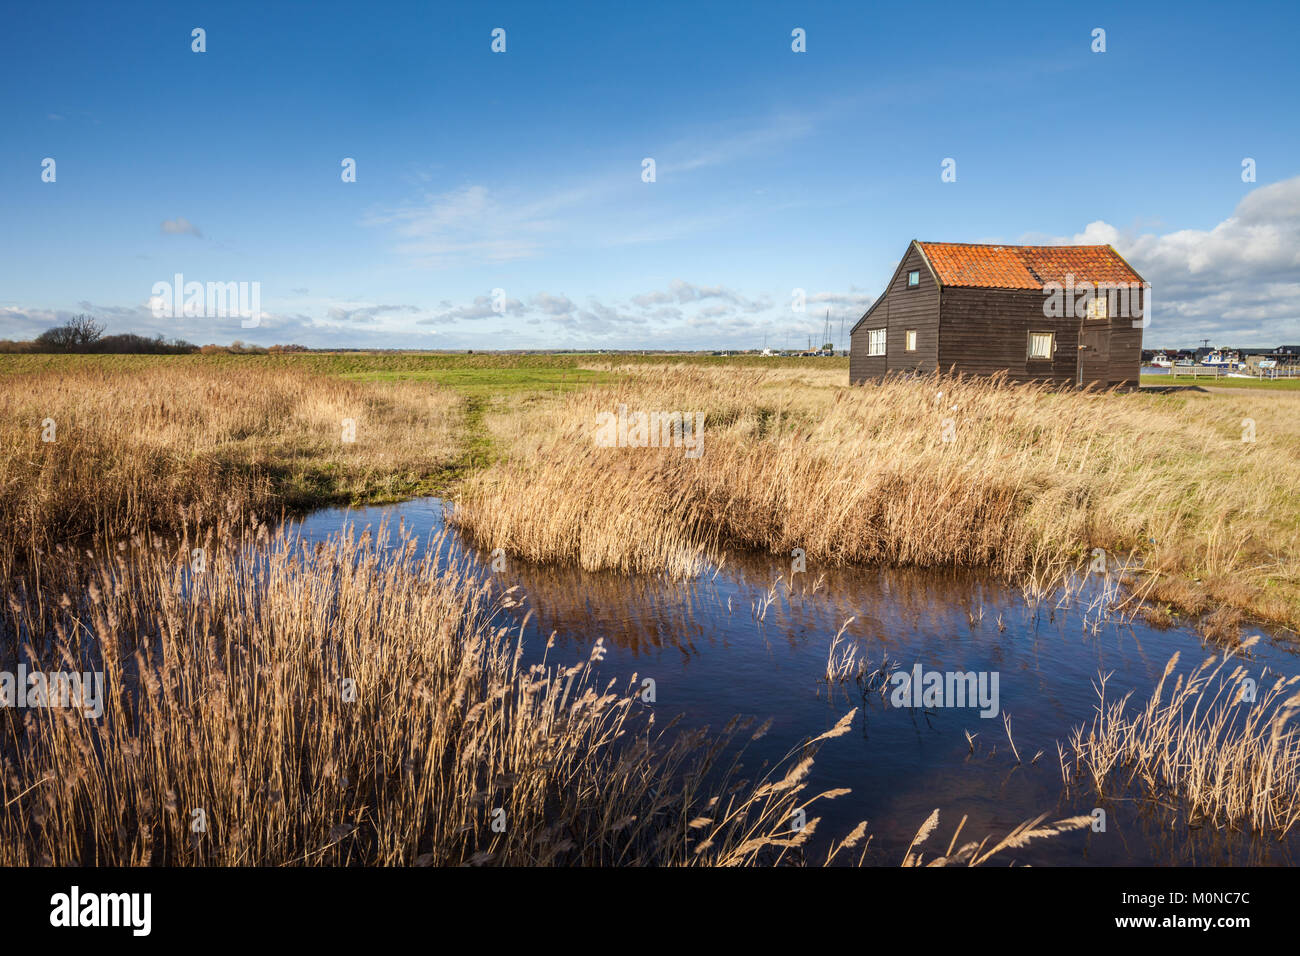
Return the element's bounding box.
[850,244,939,383]
[849,300,887,383]
[1106,285,1144,387]
[1074,287,1145,387]
[937,288,1080,385]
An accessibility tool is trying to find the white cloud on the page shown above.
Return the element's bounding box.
[160,217,202,237]
[630,279,769,312]
[1028,177,1300,344]
[416,294,526,325]
[807,289,874,313]
[531,292,577,317]
[324,303,420,324]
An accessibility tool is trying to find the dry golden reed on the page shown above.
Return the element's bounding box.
[454,365,1300,629]
[0,518,875,866]
[901,808,1094,866]
[0,519,1089,866]
[1063,639,1300,836]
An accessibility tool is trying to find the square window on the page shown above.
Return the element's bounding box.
[1028,331,1054,359]
[868,328,886,356]
[907,270,920,288]
[905,330,917,351]
[1086,296,1108,320]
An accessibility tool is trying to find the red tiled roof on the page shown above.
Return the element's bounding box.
[915,241,1144,290]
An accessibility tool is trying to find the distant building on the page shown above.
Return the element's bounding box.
[850,240,1147,387]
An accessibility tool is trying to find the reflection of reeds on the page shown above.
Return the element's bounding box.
[1063,639,1300,836]
[453,366,1300,629]
[0,520,876,866]
[488,548,999,658]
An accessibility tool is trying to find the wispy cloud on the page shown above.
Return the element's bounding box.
[362,184,558,268]
[363,111,823,269]
[325,303,420,324]
[2,274,874,350]
[416,294,527,325]
[160,217,202,238]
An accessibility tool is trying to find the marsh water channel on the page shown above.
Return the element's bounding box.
[295,497,1300,866]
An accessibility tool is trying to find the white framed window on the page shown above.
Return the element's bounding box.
[1028,331,1054,360]
[1086,295,1108,320]
[905,329,917,351]
[907,270,920,288]
[867,328,887,356]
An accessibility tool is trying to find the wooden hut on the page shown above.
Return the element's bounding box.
[849,241,1147,387]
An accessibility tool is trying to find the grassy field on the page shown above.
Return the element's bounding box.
[0,354,465,573]
[1140,373,1300,390]
[3,352,1297,632]
[456,361,1300,633]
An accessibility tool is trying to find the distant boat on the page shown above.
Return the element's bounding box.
[1200,350,1240,368]
[1150,352,1173,368]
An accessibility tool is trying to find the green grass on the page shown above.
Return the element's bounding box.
[1141,372,1300,390]
[0,351,849,408]
[340,364,609,396]
[0,350,849,378]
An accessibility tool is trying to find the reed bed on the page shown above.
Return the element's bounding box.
[1062,640,1300,836]
[0,357,461,574]
[0,517,875,865]
[454,365,1300,629]
[0,516,1092,866]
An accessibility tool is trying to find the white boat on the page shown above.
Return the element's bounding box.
[1200,350,1240,368]
[1150,352,1173,368]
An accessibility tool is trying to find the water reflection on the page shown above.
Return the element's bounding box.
[293,498,1300,866]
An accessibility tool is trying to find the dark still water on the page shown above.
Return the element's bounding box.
[293,498,1300,866]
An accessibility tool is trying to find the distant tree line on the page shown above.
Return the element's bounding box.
[0,314,196,354]
[0,315,308,355]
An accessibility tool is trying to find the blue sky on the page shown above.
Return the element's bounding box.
[3,0,1297,349]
